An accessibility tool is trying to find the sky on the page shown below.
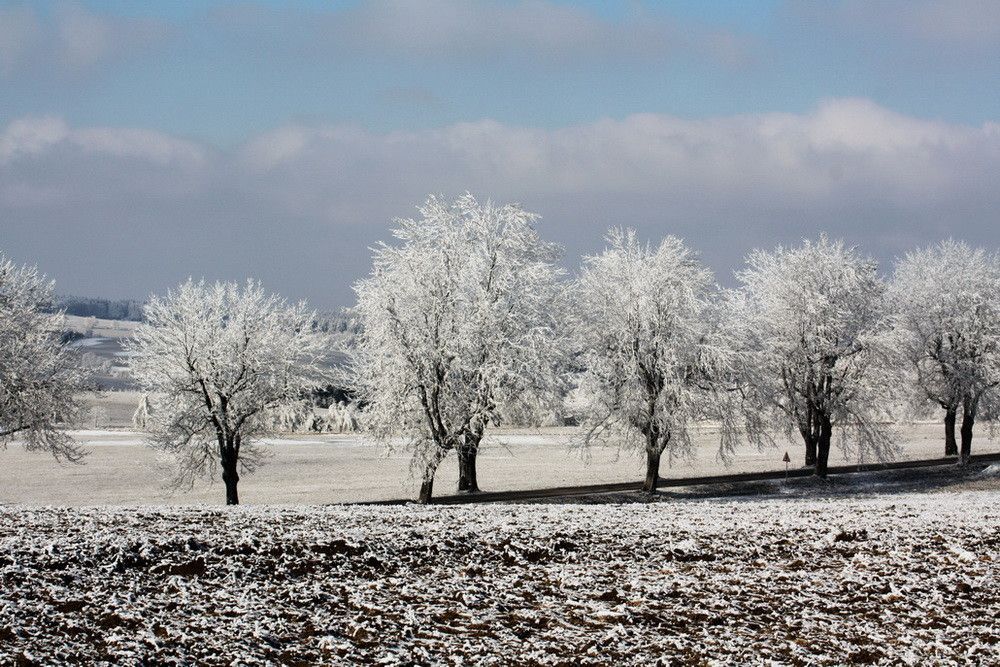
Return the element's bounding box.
[2,0,1000,309]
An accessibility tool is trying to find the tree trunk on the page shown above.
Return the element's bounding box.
[417,449,445,504]
[944,405,958,457]
[959,399,976,466]
[457,449,479,493]
[219,437,240,506]
[222,459,239,505]
[457,433,482,493]
[815,413,832,479]
[800,425,817,467]
[643,448,662,493]
[798,405,821,467]
[418,475,435,504]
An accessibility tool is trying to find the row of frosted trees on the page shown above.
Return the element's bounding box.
[2,194,1000,503]
[351,195,1000,502]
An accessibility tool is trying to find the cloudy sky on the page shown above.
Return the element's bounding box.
[2,0,1000,309]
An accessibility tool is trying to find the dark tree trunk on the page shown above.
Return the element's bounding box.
[418,475,435,504]
[800,425,817,467]
[457,433,482,493]
[219,437,240,506]
[222,459,239,505]
[944,405,958,457]
[457,449,479,493]
[959,399,976,466]
[815,414,833,479]
[643,448,662,493]
[417,450,445,504]
[798,404,821,467]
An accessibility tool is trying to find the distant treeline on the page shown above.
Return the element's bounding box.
[47,294,361,334]
[50,295,146,321]
[311,311,362,335]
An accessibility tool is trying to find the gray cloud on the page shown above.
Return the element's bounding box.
[0,3,169,79]
[795,0,1000,48]
[211,0,757,68]
[0,6,38,76]
[374,87,445,111]
[3,99,1000,308]
[1,1,757,90]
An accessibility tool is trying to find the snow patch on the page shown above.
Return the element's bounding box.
[978,463,1000,479]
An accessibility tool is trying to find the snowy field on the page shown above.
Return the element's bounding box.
[0,488,997,664]
[2,423,999,505]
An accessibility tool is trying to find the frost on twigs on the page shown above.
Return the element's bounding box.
[125,280,327,504]
[571,229,739,492]
[729,236,901,477]
[351,194,566,501]
[0,251,87,463]
[889,240,1000,463]
[0,493,997,664]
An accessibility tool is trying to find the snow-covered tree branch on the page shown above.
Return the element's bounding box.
[126,280,327,504]
[889,240,1000,463]
[0,252,87,463]
[352,194,565,502]
[571,229,737,492]
[731,236,900,477]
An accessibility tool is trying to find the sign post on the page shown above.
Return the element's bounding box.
[782,451,791,479]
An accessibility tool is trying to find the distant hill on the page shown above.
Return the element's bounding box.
[58,311,351,393]
[47,295,356,393]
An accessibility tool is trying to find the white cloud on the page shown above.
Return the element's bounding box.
[0,117,206,166]
[0,117,69,161]
[3,99,1000,306]
[238,98,1000,207]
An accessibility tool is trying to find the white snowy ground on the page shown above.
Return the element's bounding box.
[1,423,998,505]
[0,487,997,664]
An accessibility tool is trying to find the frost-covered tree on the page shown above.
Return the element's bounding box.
[132,394,153,430]
[889,240,1000,463]
[127,280,326,504]
[0,253,86,462]
[731,236,898,477]
[572,229,736,492]
[327,401,359,433]
[352,194,564,502]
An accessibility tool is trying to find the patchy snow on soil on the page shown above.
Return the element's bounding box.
[979,463,1000,479]
[1,492,998,664]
